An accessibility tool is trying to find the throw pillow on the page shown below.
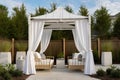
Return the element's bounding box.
[78,53,82,61]
[34,52,41,59]
[40,54,46,59]
[73,53,79,59]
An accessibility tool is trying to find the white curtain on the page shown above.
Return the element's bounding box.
[72,29,84,52]
[23,16,44,75]
[40,29,52,54]
[75,20,95,75]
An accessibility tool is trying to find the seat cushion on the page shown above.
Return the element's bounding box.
[36,59,54,65]
[68,59,84,65]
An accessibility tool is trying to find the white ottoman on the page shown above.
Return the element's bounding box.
[101,52,112,66]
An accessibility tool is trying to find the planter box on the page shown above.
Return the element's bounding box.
[16,59,24,71]
[0,52,11,65]
[101,52,112,66]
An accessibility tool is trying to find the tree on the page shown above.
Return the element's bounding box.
[113,14,120,38]
[0,5,10,38]
[32,7,48,16]
[11,4,28,40]
[78,5,88,16]
[94,6,111,38]
[49,3,57,12]
[65,5,73,13]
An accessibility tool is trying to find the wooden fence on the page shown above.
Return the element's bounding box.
[1,38,120,64]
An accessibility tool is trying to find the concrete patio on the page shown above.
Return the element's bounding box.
[26,64,120,80]
[26,63,99,80]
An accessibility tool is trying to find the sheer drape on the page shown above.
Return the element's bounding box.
[40,29,52,54]
[75,20,95,75]
[72,29,83,52]
[23,17,44,75]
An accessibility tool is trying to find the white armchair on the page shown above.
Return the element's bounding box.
[34,52,54,70]
[67,53,85,71]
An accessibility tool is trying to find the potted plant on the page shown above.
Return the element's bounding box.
[101,41,113,66]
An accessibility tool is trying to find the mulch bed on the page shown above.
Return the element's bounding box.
[12,74,30,80]
[90,74,120,80]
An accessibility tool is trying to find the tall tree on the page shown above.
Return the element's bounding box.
[0,5,10,38]
[94,6,111,38]
[78,5,88,16]
[65,5,73,13]
[113,14,120,38]
[11,4,28,40]
[49,3,57,12]
[32,7,48,16]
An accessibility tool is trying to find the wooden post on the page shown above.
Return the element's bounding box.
[97,38,101,58]
[11,38,15,63]
[63,38,66,58]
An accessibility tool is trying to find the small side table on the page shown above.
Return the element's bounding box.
[16,59,24,71]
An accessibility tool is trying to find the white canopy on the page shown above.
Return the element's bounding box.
[32,7,87,20]
[24,7,95,75]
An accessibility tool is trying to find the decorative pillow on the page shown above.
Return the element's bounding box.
[80,50,85,58]
[40,53,46,59]
[34,52,41,59]
[78,53,83,61]
[72,53,79,59]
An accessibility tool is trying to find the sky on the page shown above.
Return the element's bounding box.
[0,0,120,16]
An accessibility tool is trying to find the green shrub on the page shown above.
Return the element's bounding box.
[106,68,112,75]
[0,64,23,79]
[101,41,113,51]
[96,69,106,76]
[15,41,28,51]
[3,72,12,80]
[0,40,11,52]
[106,66,116,75]
[0,64,7,76]
[5,64,15,72]
[11,69,22,77]
[110,69,120,78]
[57,52,64,58]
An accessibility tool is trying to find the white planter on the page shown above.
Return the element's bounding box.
[101,52,112,66]
[0,52,11,65]
[16,59,24,71]
[57,58,65,69]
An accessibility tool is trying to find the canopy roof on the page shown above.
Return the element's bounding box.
[31,7,88,29]
[31,7,88,21]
